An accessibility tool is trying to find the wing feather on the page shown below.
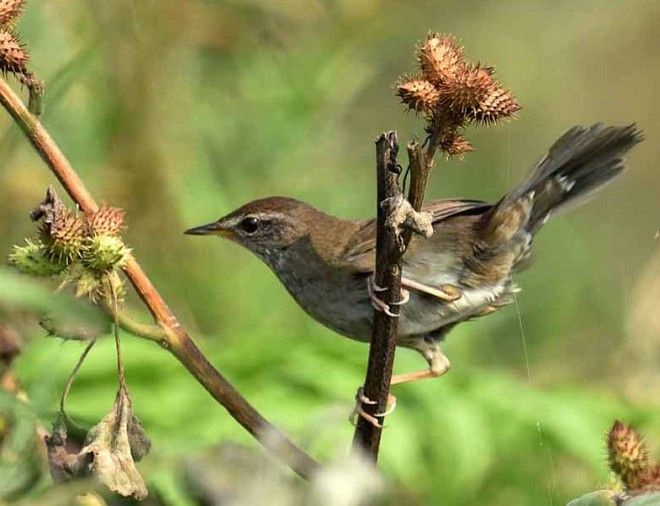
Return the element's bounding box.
[339,199,490,275]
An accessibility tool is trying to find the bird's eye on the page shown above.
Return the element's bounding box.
[239,217,260,234]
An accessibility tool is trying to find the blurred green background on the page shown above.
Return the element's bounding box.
[1,0,659,504]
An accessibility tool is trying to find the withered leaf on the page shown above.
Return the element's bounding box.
[127,415,151,462]
[79,385,148,500]
[44,418,91,483]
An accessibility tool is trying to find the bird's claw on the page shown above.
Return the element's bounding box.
[356,386,377,405]
[349,387,397,428]
[367,276,408,317]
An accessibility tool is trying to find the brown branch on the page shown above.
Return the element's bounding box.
[352,132,439,459]
[0,78,319,479]
[352,132,403,456]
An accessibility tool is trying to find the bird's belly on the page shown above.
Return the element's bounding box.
[398,282,508,337]
[286,272,508,343]
[282,274,374,342]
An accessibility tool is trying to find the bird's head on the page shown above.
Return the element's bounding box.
[185,197,322,261]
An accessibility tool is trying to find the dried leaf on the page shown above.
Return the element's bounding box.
[45,417,91,483]
[383,194,433,239]
[79,385,148,500]
[127,415,151,462]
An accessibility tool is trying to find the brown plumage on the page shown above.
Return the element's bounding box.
[186,124,641,378]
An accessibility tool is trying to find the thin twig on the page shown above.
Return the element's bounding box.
[101,297,166,343]
[109,281,126,391]
[0,78,319,479]
[59,338,97,415]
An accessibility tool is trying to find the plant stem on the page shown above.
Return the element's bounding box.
[59,339,97,414]
[352,133,437,459]
[0,78,319,479]
[352,132,403,457]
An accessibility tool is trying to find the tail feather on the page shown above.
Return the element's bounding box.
[482,123,642,244]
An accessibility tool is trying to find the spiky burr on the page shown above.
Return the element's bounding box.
[418,34,463,85]
[396,77,440,114]
[0,29,28,75]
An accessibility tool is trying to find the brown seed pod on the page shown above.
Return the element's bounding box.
[441,63,494,112]
[0,0,25,26]
[0,29,28,75]
[418,33,464,85]
[608,420,651,491]
[41,208,86,264]
[440,131,473,158]
[426,107,465,141]
[637,464,660,493]
[86,206,126,237]
[468,84,521,125]
[396,77,440,114]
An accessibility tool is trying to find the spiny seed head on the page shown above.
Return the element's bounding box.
[86,206,125,237]
[0,0,25,26]
[74,269,101,300]
[0,29,28,75]
[41,208,86,265]
[637,465,660,492]
[418,33,464,85]
[442,63,494,111]
[467,84,521,125]
[440,132,473,159]
[608,420,651,490]
[81,235,130,273]
[8,239,66,277]
[396,77,440,114]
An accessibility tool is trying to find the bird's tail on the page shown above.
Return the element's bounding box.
[478,124,642,254]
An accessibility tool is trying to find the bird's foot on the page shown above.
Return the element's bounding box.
[367,275,409,317]
[390,348,451,385]
[349,387,397,428]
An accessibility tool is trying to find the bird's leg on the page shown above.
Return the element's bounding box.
[400,277,461,302]
[366,275,409,318]
[350,345,449,426]
[350,387,397,428]
[390,346,450,386]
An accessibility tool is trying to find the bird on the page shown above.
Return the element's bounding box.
[186,124,641,389]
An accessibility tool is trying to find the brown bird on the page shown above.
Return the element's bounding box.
[186,124,640,387]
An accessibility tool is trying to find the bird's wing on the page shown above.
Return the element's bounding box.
[339,199,491,275]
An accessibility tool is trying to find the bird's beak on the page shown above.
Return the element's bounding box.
[184,220,233,237]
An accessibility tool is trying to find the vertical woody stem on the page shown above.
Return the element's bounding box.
[353,133,437,459]
[352,131,404,457]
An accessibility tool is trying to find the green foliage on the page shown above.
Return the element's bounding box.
[0,0,658,504]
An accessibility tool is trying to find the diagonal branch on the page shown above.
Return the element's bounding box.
[0,78,319,479]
